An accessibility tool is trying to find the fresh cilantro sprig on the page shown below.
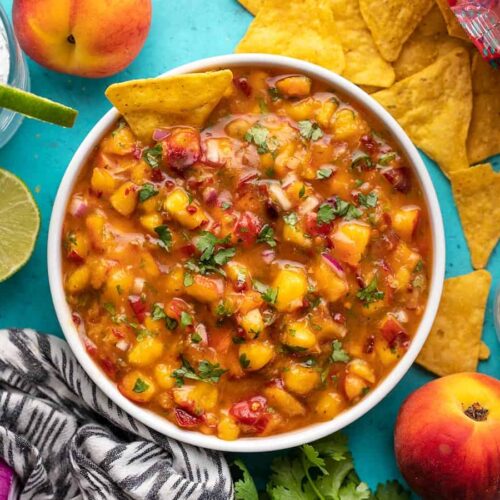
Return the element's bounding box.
[253,280,278,305]
[357,278,385,305]
[257,224,277,247]
[172,356,227,386]
[316,198,362,226]
[331,340,350,363]
[358,191,378,208]
[143,143,163,168]
[245,124,279,155]
[154,225,172,251]
[233,433,410,500]
[186,231,236,276]
[298,120,324,141]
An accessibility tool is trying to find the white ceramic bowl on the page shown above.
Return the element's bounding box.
[48,54,445,453]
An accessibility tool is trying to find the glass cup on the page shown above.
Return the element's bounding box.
[0,4,30,149]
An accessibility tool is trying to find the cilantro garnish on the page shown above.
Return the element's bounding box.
[257,224,277,247]
[351,151,373,170]
[151,303,167,320]
[283,212,298,226]
[132,378,149,393]
[221,201,232,211]
[165,317,178,331]
[244,124,275,154]
[356,278,385,305]
[414,260,424,272]
[183,272,194,287]
[316,166,334,180]
[268,87,281,101]
[232,433,410,500]
[142,143,163,168]
[191,332,202,343]
[253,280,278,305]
[154,225,172,251]
[298,185,306,198]
[298,120,324,141]
[258,98,269,114]
[138,183,158,202]
[172,356,227,387]
[358,191,378,208]
[239,353,250,369]
[180,311,193,328]
[331,340,350,363]
[215,301,233,318]
[316,204,335,225]
[317,199,362,225]
[378,152,397,166]
[190,231,236,275]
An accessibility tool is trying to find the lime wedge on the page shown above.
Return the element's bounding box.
[0,169,40,282]
[0,83,78,127]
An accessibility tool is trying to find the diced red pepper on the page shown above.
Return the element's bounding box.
[101,358,116,378]
[128,295,147,323]
[174,408,203,428]
[380,316,410,350]
[305,212,332,236]
[235,211,263,245]
[230,396,270,433]
[67,250,84,264]
[381,167,411,194]
[233,76,252,97]
[162,128,201,170]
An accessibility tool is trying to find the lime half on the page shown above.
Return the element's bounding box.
[0,84,78,128]
[0,169,40,282]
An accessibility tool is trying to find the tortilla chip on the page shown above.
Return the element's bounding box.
[467,55,500,164]
[373,49,472,176]
[435,0,470,40]
[450,164,500,269]
[394,6,469,81]
[417,270,491,376]
[235,0,345,74]
[105,70,233,143]
[479,342,490,361]
[359,0,434,61]
[330,0,395,87]
[238,0,262,15]
[359,85,383,94]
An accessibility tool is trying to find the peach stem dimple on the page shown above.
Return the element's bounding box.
[464,402,489,422]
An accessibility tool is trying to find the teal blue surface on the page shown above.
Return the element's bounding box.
[0,0,498,494]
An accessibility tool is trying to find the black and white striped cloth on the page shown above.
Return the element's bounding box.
[0,329,234,500]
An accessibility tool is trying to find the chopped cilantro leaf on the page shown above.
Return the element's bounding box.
[154,225,172,251]
[258,98,269,114]
[316,166,334,179]
[180,311,193,328]
[317,203,335,225]
[151,303,167,321]
[351,151,373,170]
[138,183,158,202]
[221,201,232,211]
[262,286,278,305]
[191,332,202,343]
[245,124,271,154]
[214,247,236,266]
[356,278,385,305]
[298,184,306,198]
[378,152,397,166]
[298,120,324,141]
[358,191,378,208]
[183,272,194,287]
[132,378,149,393]
[233,459,258,500]
[215,301,233,318]
[197,360,227,383]
[268,87,281,101]
[257,224,277,247]
[283,212,298,226]
[414,259,424,272]
[142,143,163,169]
[165,317,178,331]
[239,353,250,369]
[331,340,350,363]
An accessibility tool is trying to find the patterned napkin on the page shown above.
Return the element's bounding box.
[0,329,233,500]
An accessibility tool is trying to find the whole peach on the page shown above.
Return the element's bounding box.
[13,0,152,78]
[395,373,500,500]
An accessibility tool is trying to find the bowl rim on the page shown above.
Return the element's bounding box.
[48,53,445,453]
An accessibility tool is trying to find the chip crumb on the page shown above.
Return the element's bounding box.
[479,341,490,361]
[417,270,491,377]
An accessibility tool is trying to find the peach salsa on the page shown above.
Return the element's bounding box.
[62,68,431,440]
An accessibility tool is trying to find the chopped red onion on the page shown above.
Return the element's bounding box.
[152,128,169,141]
[132,277,145,294]
[262,249,276,264]
[202,187,218,205]
[203,139,226,166]
[195,324,209,346]
[69,195,88,217]
[268,183,292,211]
[298,195,320,214]
[321,253,345,276]
[133,145,143,160]
[281,173,298,188]
[116,340,130,352]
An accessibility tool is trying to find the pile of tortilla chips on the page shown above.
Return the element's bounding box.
[236,0,497,377]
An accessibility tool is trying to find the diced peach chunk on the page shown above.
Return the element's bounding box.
[331,222,371,266]
[283,364,320,395]
[273,266,308,312]
[185,275,224,303]
[281,321,317,351]
[263,386,305,416]
[110,181,138,216]
[314,391,344,420]
[283,223,312,248]
[119,371,156,403]
[239,342,274,371]
[313,257,349,303]
[101,125,136,155]
[91,168,116,195]
[164,188,208,229]
[392,206,420,241]
[66,265,90,293]
[128,337,164,366]
[276,76,312,98]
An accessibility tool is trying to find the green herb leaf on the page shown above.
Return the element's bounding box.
[180,311,193,328]
[233,460,259,500]
[283,212,298,226]
[299,185,306,198]
[132,378,149,393]
[263,287,278,305]
[154,225,172,251]
[138,183,158,202]
[183,272,194,287]
[239,353,250,369]
[245,124,271,154]
[351,151,373,170]
[302,444,328,474]
[214,247,236,266]
[331,340,350,363]
[257,224,277,247]
[268,87,281,101]
[172,356,227,386]
[221,201,232,211]
[258,98,269,114]
[414,259,423,272]
[316,166,334,180]
[298,120,324,141]
[191,332,202,343]
[317,203,335,226]
[358,191,378,208]
[165,317,178,331]
[356,278,385,305]
[143,143,163,169]
[378,152,397,166]
[151,303,167,321]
